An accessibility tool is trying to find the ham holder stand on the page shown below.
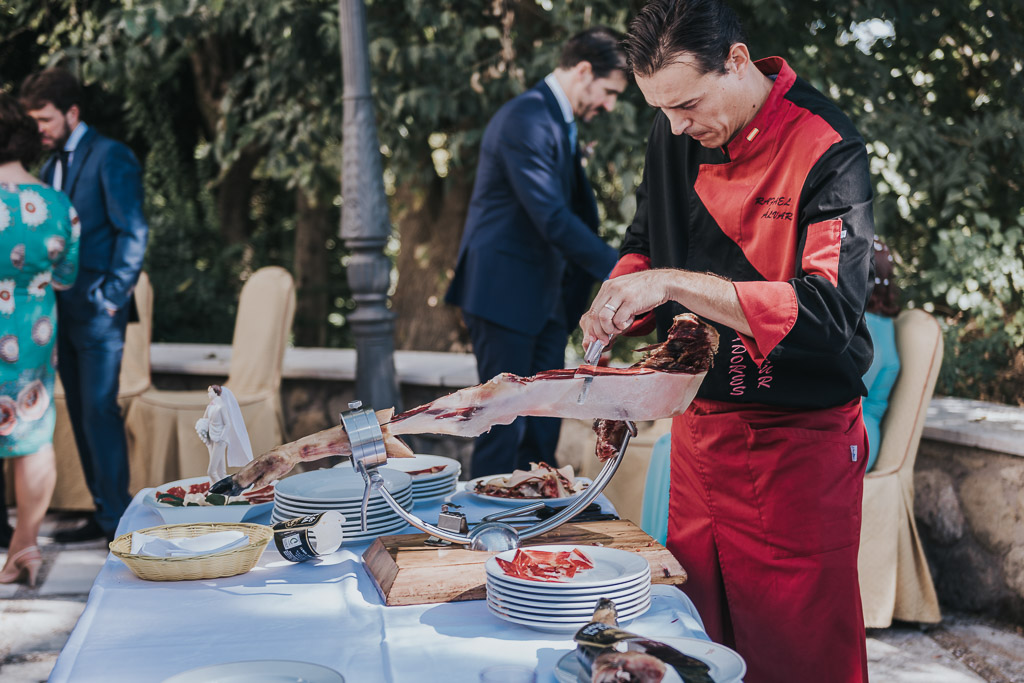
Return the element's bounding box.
[341,400,637,552]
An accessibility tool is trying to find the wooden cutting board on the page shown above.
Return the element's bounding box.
[362,519,686,606]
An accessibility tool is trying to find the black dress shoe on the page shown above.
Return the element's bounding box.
[53,518,106,543]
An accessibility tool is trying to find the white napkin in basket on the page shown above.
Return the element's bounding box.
[130,530,249,558]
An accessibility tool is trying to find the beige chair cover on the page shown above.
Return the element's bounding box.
[563,418,673,527]
[124,266,296,487]
[32,272,154,510]
[858,308,943,627]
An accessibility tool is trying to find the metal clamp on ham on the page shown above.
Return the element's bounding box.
[342,400,637,551]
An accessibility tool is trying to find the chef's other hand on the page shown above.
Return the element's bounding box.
[581,271,669,348]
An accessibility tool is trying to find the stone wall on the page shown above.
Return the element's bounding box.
[915,439,1024,624]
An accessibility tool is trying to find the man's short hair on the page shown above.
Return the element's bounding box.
[559,26,628,79]
[0,92,42,165]
[625,0,746,77]
[20,68,83,114]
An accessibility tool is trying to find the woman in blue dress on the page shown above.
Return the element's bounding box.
[0,93,79,586]
[862,237,901,471]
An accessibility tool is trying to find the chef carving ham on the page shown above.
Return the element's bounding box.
[210,313,717,497]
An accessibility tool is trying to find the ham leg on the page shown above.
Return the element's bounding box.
[385,365,705,437]
[211,314,717,496]
[387,312,717,439]
[210,409,414,495]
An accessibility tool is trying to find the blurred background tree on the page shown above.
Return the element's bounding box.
[0,0,1021,401]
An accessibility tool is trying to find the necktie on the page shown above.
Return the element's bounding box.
[57,150,70,191]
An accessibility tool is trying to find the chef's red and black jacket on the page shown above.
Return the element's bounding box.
[615,57,875,410]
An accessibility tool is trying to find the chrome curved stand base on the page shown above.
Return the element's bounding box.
[341,401,636,550]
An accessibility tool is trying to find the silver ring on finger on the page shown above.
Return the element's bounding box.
[603,303,618,314]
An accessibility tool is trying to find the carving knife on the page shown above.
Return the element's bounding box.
[576,339,606,404]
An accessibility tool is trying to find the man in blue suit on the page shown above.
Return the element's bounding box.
[21,69,149,542]
[445,28,627,477]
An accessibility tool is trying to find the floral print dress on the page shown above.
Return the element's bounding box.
[0,183,79,457]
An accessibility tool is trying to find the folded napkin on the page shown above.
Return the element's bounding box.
[130,530,249,558]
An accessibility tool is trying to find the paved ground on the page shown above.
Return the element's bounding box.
[1,513,1023,683]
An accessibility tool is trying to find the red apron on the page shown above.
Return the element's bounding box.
[668,398,869,683]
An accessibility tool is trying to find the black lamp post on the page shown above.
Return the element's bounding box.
[338,0,400,412]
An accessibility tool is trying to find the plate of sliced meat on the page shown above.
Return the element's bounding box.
[144,476,274,524]
[486,546,650,588]
[467,463,591,506]
[555,635,745,683]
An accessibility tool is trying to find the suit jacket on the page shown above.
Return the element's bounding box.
[445,80,617,336]
[41,126,148,323]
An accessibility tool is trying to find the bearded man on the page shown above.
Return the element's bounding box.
[21,68,149,543]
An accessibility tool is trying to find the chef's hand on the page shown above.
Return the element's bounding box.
[581,270,672,349]
[582,268,753,348]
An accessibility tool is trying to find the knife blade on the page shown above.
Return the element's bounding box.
[576,339,606,404]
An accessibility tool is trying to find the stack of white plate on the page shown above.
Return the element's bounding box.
[380,454,461,504]
[271,467,414,543]
[485,545,652,633]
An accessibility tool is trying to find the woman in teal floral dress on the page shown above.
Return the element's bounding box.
[0,93,78,586]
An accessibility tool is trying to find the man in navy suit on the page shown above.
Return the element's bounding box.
[445,28,627,477]
[21,69,148,542]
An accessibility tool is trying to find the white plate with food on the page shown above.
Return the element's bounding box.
[553,635,746,683]
[144,476,274,524]
[381,453,461,482]
[486,546,650,589]
[161,659,344,683]
[466,474,592,507]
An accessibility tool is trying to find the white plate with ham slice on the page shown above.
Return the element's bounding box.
[486,545,650,588]
[554,635,746,683]
[382,453,461,481]
[466,471,592,507]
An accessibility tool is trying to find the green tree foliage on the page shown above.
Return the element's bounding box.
[1,0,1022,400]
[739,0,1024,401]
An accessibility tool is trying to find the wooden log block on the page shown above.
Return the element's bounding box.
[362,519,686,606]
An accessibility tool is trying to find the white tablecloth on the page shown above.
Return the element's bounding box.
[50,480,709,682]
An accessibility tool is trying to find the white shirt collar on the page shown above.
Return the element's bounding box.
[65,122,88,153]
[544,73,575,125]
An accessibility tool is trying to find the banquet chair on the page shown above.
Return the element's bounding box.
[124,266,296,486]
[858,308,943,627]
[640,432,672,545]
[574,418,671,528]
[10,272,154,510]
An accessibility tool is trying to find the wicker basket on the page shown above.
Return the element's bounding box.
[110,522,273,581]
